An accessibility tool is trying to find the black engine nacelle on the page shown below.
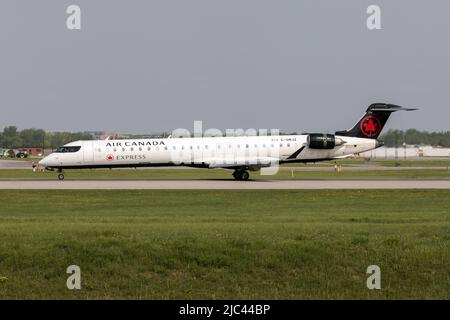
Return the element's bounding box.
[307,134,336,149]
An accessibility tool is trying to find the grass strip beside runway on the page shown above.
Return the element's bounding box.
[0,189,449,299]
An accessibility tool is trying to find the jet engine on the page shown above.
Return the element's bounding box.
[307,134,335,149]
[307,133,345,149]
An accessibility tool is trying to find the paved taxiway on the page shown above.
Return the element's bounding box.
[0,179,449,189]
[0,160,32,169]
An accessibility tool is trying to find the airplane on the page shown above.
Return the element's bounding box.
[39,103,417,180]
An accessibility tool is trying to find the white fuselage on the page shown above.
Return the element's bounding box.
[39,135,377,170]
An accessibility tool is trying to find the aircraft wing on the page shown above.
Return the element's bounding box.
[204,157,280,169]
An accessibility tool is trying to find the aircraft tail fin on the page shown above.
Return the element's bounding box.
[335,103,418,139]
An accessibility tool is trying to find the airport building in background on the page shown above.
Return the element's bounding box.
[18,147,44,156]
[359,146,450,159]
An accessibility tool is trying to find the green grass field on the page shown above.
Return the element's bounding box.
[0,190,449,299]
[1,168,450,180]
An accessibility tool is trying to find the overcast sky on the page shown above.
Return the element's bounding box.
[1,0,449,134]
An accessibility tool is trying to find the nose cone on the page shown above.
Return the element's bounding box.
[39,156,50,167]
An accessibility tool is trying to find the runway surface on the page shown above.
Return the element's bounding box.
[0,179,449,189]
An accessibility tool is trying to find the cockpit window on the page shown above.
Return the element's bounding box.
[55,146,81,153]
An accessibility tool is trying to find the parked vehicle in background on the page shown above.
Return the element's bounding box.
[1,149,28,158]
[14,150,29,158]
[3,149,14,157]
[0,148,5,157]
[17,147,44,157]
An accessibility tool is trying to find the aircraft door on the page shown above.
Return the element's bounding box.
[83,141,94,163]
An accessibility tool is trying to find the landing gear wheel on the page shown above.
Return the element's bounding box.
[233,170,250,181]
[58,173,65,181]
[240,171,249,181]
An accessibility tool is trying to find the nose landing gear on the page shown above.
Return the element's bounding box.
[57,170,65,180]
[233,169,250,181]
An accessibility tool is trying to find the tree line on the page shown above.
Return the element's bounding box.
[380,129,450,147]
[1,126,449,149]
[0,126,94,149]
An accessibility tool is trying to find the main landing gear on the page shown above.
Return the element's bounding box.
[233,170,250,181]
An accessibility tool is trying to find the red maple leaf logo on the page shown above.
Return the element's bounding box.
[364,119,377,132]
[106,154,114,161]
[360,116,381,137]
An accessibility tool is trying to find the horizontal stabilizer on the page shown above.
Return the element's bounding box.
[367,104,418,112]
